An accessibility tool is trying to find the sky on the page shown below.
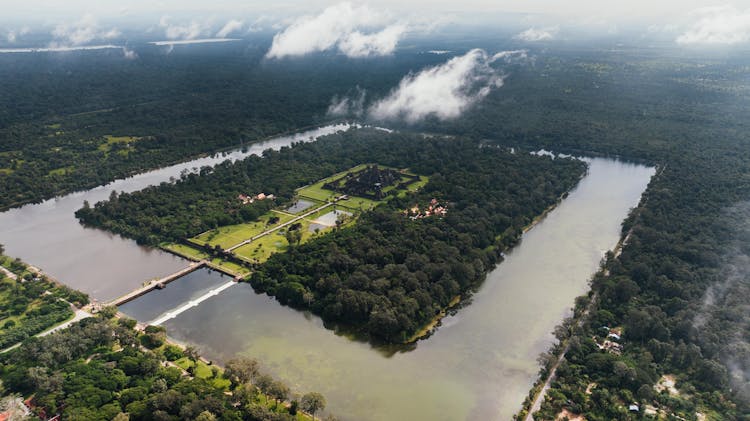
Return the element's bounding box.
[1,1,748,124]
[0,0,740,23]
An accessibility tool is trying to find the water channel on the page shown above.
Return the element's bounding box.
[0,124,351,301]
[0,125,654,420]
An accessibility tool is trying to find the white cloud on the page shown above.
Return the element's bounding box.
[159,16,210,40]
[369,49,504,123]
[266,2,405,59]
[103,28,121,39]
[7,31,17,43]
[328,87,366,117]
[338,24,406,57]
[122,47,138,60]
[50,14,120,47]
[491,49,529,63]
[677,6,750,45]
[514,26,559,42]
[216,19,244,38]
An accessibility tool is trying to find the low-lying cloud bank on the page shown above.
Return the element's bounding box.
[368,49,511,123]
[514,26,558,42]
[266,2,406,59]
[328,87,367,117]
[216,19,244,38]
[50,14,120,47]
[159,16,209,40]
[677,6,750,45]
[693,202,750,403]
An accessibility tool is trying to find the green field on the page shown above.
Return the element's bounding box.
[98,135,143,157]
[295,163,371,202]
[162,242,211,260]
[233,231,291,264]
[161,243,251,278]
[193,212,295,249]
[233,208,354,264]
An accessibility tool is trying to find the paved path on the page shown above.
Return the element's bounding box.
[227,202,332,251]
[39,308,92,336]
[1,304,93,354]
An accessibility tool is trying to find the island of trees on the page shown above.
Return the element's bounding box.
[76,129,586,343]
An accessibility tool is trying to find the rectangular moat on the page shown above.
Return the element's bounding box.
[128,158,656,421]
[0,124,655,420]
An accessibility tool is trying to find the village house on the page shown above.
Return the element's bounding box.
[238,193,275,205]
[406,198,448,219]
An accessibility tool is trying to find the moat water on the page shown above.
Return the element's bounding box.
[0,126,654,420]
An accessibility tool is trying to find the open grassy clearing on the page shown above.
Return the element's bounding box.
[233,232,290,264]
[171,357,312,420]
[161,243,251,277]
[162,242,211,261]
[193,212,295,249]
[97,135,144,156]
[173,357,232,390]
[233,208,355,264]
[295,163,371,202]
[172,164,426,272]
[48,166,75,176]
[206,259,251,278]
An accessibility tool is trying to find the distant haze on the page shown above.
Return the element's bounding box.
[1,0,734,22]
[2,1,749,54]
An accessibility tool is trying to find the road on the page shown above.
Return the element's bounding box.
[39,308,92,336]
[0,304,92,354]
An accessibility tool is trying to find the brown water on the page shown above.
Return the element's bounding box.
[0,135,653,420]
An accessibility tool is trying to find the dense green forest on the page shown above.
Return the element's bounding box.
[76,129,586,342]
[0,44,448,210]
[402,48,750,419]
[0,315,328,421]
[4,38,750,418]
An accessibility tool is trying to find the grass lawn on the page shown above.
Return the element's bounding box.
[233,209,355,264]
[336,196,380,211]
[297,182,339,202]
[234,231,290,264]
[98,135,143,156]
[403,175,429,194]
[296,163,371,203]
[160,243,250,277]
[193,212,295,249]
[206,259,251,278]
[174,357,231,390]
[173,356,314,420]
[161,243,211,261]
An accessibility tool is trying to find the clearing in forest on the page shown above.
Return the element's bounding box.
[167,164,427,268]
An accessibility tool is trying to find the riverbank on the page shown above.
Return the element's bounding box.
[0,121,352,213]
[516,162,662,421]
